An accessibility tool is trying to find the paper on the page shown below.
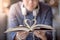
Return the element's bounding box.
[5,24,54,33]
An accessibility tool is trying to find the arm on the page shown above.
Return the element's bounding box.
[7,4,18,40]
[44,7,53,40]
[7,4,29,40]
[44,7,53,26]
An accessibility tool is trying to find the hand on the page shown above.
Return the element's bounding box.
[33,30,47,40]
[16,31,29,40]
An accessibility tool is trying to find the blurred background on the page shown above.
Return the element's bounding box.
[0,0,60,40]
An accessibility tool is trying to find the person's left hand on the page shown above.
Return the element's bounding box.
[33,30,47,40]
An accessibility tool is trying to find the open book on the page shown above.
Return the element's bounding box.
[5,24,54,33]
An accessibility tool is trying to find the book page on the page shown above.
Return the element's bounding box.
[5,27,30,33]
[5,24,54,33]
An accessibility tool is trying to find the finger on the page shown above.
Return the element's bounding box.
[16,32,29,38]
[33,31,43,38]
[16,32,29,39]
[34,30,46,37]
[39,30,46,34]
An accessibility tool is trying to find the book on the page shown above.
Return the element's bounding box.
[5,24,54,33]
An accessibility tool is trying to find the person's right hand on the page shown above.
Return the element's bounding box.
[16,31,29,40]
